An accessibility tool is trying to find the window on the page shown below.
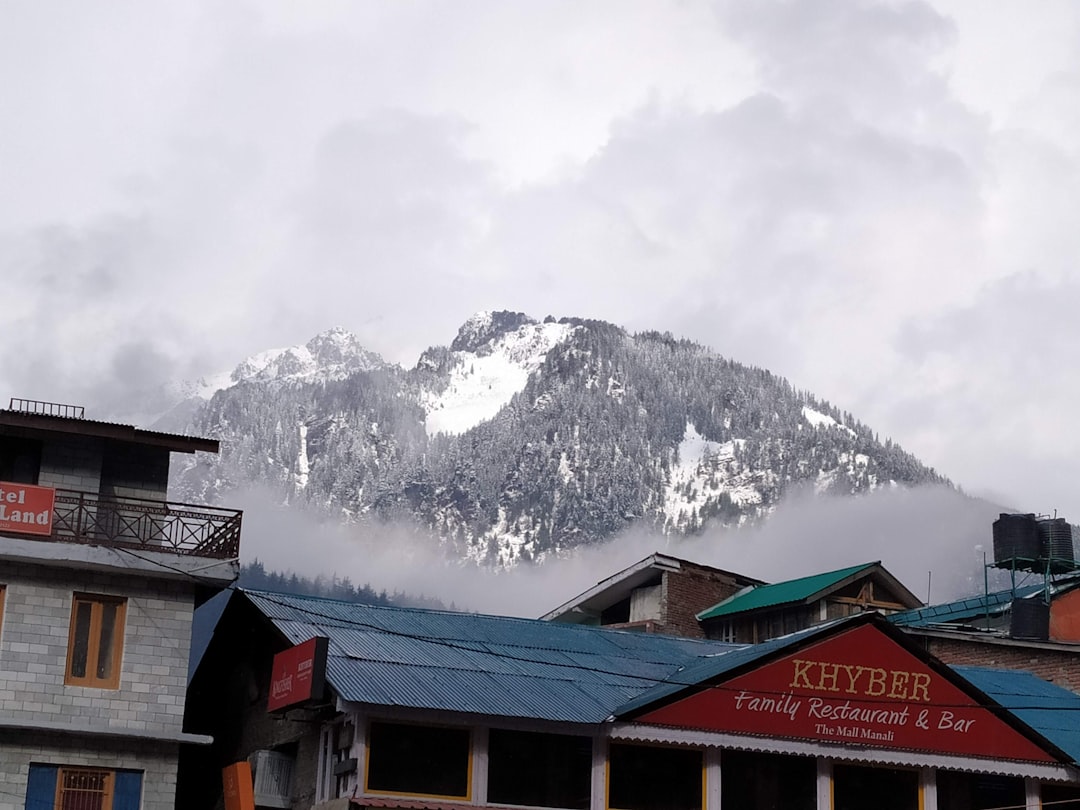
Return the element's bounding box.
[721,750,816,810]
[937,770,1026,810]
[366,721,470,799]
[608,743,702,810]
[833,764,918,810]
[24,764,142,810]
[488,729,592,809]
[317,722,353,803]
[0,436,41,484]
[65,594,126,689]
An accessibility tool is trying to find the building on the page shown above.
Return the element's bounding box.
[696,561,922,643]
[0,398,241,810]
[540,553,764,638]
[186,589,1080,810]
[543,555,920,644]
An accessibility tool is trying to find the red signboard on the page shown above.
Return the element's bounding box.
[267,636,328,712]
[638,623,1056,763]
[0,481,55,536]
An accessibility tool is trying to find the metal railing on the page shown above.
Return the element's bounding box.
[8,398,85,419]
[48,490,242,559]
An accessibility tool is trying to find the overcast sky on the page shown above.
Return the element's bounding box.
[4,0,1080,528]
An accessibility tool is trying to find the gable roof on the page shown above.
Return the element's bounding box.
[241,588,740,723]
[696,561,919,621]
[540,552,763,624]
[615,612,1080,767]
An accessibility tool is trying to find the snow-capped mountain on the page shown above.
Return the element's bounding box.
[171,312,949,566]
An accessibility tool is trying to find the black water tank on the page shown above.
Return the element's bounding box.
[993,513,1040,563]
[1038,518,1076,572]
[1010,598,1050,641]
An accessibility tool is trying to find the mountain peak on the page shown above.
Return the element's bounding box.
[228,329,386,387]
[450,311,537,354]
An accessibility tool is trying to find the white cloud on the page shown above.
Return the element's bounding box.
[3,0,1080,543]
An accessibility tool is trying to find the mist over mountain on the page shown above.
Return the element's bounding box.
[169,312,949,567]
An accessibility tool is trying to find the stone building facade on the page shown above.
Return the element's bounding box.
[0,400,241,810]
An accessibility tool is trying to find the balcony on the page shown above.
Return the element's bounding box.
[35,490,243,559]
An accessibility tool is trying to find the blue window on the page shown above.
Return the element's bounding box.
[24,764,143,810]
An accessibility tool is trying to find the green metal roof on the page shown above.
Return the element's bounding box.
[696,562,878,621]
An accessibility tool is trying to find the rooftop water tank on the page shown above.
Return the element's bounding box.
[1009,597,1050,641]
[993,513,1040,565]
[1039,518,1076,573]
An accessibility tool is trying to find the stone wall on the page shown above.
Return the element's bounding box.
[0,561,194,735]
[0,733,178,810]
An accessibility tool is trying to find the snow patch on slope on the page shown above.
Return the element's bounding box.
[802,406,856,436]
[423,319,574,436]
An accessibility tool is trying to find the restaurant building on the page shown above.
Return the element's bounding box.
[186,588,1080,810]
[0,398,241,810]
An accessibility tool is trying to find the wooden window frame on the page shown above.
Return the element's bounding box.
[65,593,126,689]
[55,766,115,810]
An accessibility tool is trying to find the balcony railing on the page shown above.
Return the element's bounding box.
[45,490,242,559]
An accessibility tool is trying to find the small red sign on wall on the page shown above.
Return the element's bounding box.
[0,481,55,536]
[637,623,1057,763]
[267,636,328,712]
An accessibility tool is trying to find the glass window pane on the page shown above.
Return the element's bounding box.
[938,770,1025,810]
[367,722,470,798]
[70,602,92,679]
[609,744,701,810]
[488,729,592,809]
[834,764,918,810]
[95,602,117,679]
[721,749,816,810]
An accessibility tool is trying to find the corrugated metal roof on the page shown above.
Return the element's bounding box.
[696,562,877,621]
[887,586,1041,628]
[615,620,833,716]
[888,577,1080,630]
[242,590,1080,765]
[244,589,739,723]
[956,666,1080,764]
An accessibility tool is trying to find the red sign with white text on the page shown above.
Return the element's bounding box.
[638,624,1056,762]
[0,481,55,536]
[267,636,328,712]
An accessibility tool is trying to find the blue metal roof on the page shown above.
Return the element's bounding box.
[243,589,740,723]
[956,666,1080,764]
[615,620,834,716]
[240,591,1080,765]
[888,586,1043,628]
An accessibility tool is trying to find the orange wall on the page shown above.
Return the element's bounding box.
[1050,588,1080,642]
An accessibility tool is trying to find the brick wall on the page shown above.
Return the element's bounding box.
[911,632,1080,694]
[659,564,749,639]
[0,562,194,735]
[0,732,178,810]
